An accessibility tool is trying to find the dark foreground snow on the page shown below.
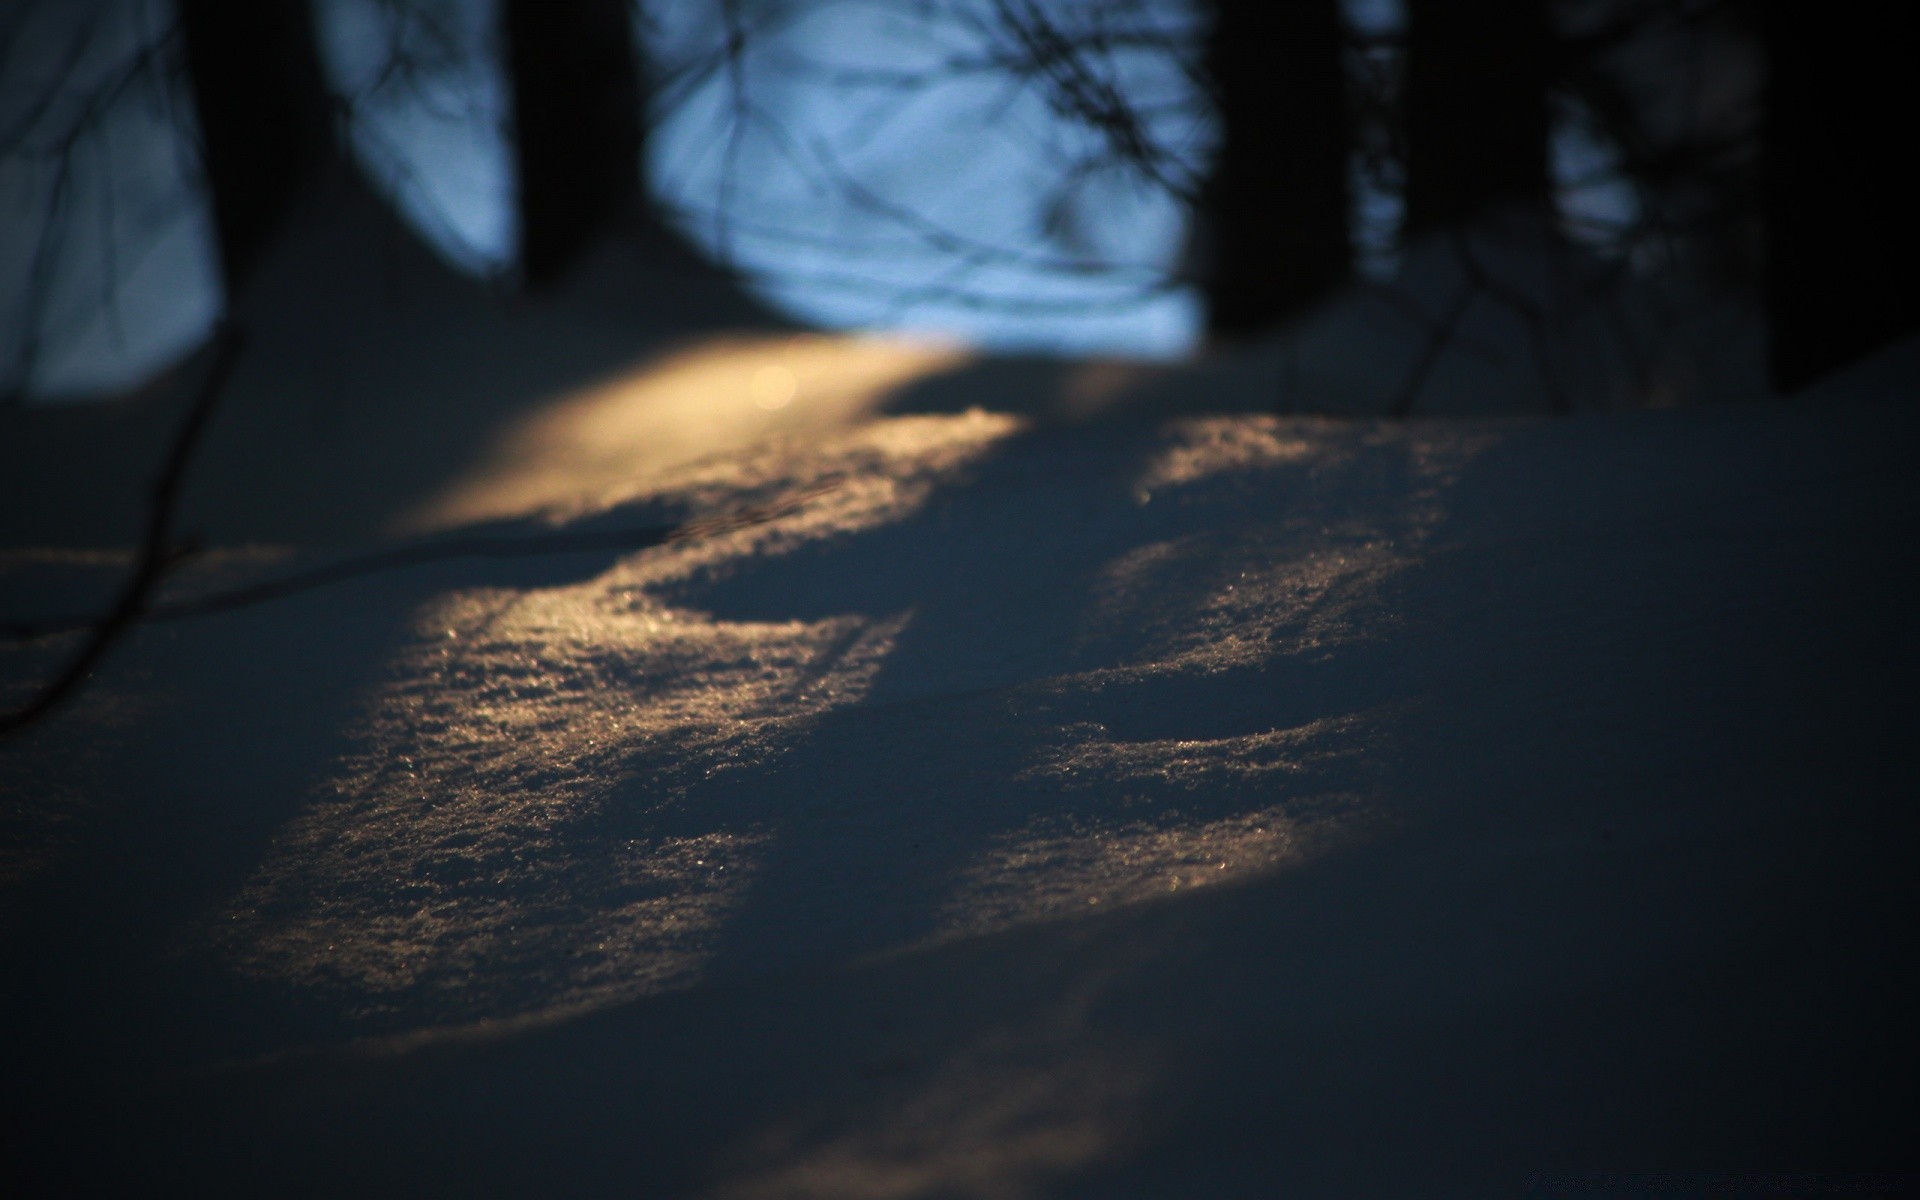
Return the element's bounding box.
[1,324,1915,1194]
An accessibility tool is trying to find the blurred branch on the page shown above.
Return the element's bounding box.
[3,476,844,643]
[987,0,1198,202]
[643,0,1201,318]
[2,1,189,401]
[1386,231,1575,417]
[1385,273,1475,419]
[0,323,244,737]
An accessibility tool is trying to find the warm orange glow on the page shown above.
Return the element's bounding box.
[206,407,1023,1017]
[1137,415,1315,491]
[161,347,1498,1040]
[402,333,972,533]
[723,1036,1152,1200]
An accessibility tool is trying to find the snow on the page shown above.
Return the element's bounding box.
[1,189,1916,1194]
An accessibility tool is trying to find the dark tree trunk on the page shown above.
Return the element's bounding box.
[176,0,336,292]
[1202,0,1351,337]
[1402,0,1552,233]
[1763,2,1920,393]
[503,0,644,289]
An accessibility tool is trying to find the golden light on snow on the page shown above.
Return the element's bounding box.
[1138,415,1315,491]
[0,371,1533,1200]
[935,714,1369,941]
[207,408,1023,1019]
[724,1035,1152,1200]
[944,809,1302,929]
[750,363,799,410]
[208,602,905,1014]
[405,333,971,532]
[172,385,1489,1043]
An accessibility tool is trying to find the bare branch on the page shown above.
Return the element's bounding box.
[4,476,846,643]
[0,323,244,736]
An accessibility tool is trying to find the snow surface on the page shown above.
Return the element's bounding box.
[1,187,1916,1195]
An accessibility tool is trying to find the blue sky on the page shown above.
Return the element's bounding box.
[1,0,1637,401]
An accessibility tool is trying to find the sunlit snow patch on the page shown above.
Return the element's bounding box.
[406,333,973,532]
[206,407,1021,1020]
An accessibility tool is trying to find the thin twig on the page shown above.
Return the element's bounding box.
[1385,229,1580,418]
[0,323,244,736]
[3,476,845,643]
[1388,279,1475,418]
[1451,232,1570,415]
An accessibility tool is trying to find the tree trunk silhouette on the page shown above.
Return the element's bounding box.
[1202,0,1351,337]
[176,0,336,292]
[503,0,644,289]
[1403,0,1551,233]
[1762,2,1920,393]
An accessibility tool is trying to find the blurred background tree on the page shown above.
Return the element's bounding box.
[0,0,1912,408]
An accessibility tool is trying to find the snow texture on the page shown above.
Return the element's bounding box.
[1,185,1915,1196]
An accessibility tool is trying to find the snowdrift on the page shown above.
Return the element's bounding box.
[1,207,1915,1192]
